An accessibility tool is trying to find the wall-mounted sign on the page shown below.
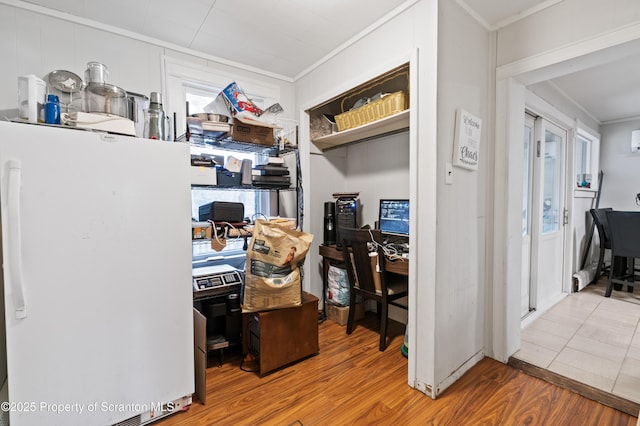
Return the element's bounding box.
[453,109,481,171]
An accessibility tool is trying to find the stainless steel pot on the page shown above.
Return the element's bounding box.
[85,62,109,84]
[125,91,149,137]
[190,113,229,122]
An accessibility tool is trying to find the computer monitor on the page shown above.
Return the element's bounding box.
[378,199,410,236]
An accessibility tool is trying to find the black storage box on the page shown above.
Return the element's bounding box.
[215,166,242,187]
[199,201,245,223]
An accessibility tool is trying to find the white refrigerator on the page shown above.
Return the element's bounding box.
[0,121,194,425]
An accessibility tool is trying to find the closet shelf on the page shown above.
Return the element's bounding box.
[311,109,409,151]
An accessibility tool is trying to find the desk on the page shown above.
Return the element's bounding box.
[319,244,408,315]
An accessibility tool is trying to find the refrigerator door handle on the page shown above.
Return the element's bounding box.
[7,160,26,319]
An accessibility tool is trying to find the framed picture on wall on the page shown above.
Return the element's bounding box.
[453,108,482,171]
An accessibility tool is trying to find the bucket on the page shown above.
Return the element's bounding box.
[401,325,408,357]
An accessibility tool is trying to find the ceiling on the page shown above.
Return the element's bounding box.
[541,55,640,124]
[20,0,640,123]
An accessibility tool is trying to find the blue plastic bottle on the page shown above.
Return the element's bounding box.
[44,94,60,125]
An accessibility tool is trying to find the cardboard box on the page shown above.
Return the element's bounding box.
[191,222,212,240]
[191,166,217,186]
[326,303,365,326]
[230,117,278,146]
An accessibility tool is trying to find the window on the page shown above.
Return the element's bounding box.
[162,56,280,138]
[186,87,272,229]
[575,127,600,190]
[542,127,563,233]
[187,86,273,262]
[163,57,282,263]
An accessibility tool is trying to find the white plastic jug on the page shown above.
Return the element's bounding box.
[18,74,46,123]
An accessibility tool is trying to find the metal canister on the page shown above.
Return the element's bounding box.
[84,62,108,84]
[143,92,166,140]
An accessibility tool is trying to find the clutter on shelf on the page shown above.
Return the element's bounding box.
[184,80,297,149]
[190,148,295,189]
[14,62,172,140]
[252,156,291,188]
[308,63,410,151]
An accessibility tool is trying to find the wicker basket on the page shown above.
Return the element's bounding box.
[335,91,407,132]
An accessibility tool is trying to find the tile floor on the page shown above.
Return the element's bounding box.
[512,278,640,404]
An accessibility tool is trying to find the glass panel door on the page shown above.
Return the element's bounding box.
[529,117,567,312]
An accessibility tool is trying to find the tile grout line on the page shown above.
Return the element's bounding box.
[519,279,640,403]
[546,293,623,389]
[611,307,640,394]
[541,293,601,370]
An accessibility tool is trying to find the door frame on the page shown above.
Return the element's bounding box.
[521,113,535,318]
[493,22,640,367]
[489,18,640,360]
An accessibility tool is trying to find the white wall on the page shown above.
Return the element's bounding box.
[528,81,599,132]
[0,4,295,124]
[0,4,163,113]
[345,133,410,227]
[434,0,490,391]
[600,119,640,210]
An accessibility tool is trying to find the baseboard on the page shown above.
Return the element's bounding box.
[434,350,485,397]
[508,357,640,417]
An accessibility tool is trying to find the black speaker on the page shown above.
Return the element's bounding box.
[199,201,244,223]
[323,201,335,245]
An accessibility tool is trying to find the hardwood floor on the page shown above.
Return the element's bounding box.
[156,314,638,426]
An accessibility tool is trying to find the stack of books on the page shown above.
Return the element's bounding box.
[252,157,291,188]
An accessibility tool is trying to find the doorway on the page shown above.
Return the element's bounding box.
[521,113,569,319]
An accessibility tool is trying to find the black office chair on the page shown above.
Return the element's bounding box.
[589,208,613,283]
[340,227,408,351]
[604,210,640,297]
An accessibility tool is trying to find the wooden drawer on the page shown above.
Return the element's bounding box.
[242,292,319,376]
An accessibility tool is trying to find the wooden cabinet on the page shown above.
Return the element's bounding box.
[242,292,319,376]
[308,63,410,151]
